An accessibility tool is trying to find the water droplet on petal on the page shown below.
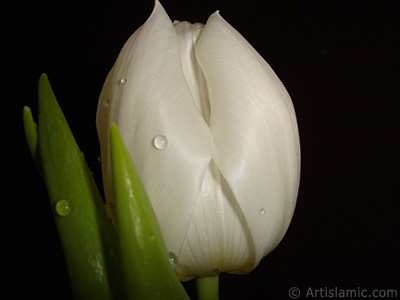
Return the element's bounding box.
[153,135,168,150]
[118,78,127,85]
[260,208,265,216]
[103,98,110,108]
[55,199,73,217]
[168,251,178,269]
[212,268,220,276]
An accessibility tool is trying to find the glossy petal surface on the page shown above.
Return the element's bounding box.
[97,0,300,280]
[97,1,214,262]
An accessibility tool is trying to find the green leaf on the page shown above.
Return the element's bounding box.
[23,106,43,177]
[110,123,190,300]
[37,74,124,300]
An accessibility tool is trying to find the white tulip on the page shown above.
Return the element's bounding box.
[97,0,300,281]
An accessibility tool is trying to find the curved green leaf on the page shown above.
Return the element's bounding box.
[110,123,190,300]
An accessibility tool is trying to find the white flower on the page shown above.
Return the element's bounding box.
[96,0,300,281]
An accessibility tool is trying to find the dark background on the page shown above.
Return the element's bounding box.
[8,0,399,299]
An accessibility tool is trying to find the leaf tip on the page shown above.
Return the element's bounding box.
[39,72,49,82]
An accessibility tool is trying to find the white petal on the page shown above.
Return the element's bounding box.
[173,19,255,280]
[195,12,301,269]
[176,160,255,280]
[174,21,210,124]
[96,0,213,259]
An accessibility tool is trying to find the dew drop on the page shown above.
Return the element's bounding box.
[260,208,265,216]
[212,268,220,276]
[153,135,168,150]
[168,251,178,269]
[55,199,73,217]
[103,98,110,108]
[118,78,127,85]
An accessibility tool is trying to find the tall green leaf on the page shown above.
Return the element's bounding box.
[110,123,190,300]
[34,73,123,300]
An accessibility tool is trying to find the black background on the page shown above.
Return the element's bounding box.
[8,0,400,299]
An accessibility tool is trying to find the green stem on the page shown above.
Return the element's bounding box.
[196,275,219,300]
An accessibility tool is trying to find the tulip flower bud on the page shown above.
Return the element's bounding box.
[97,0,300,281]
